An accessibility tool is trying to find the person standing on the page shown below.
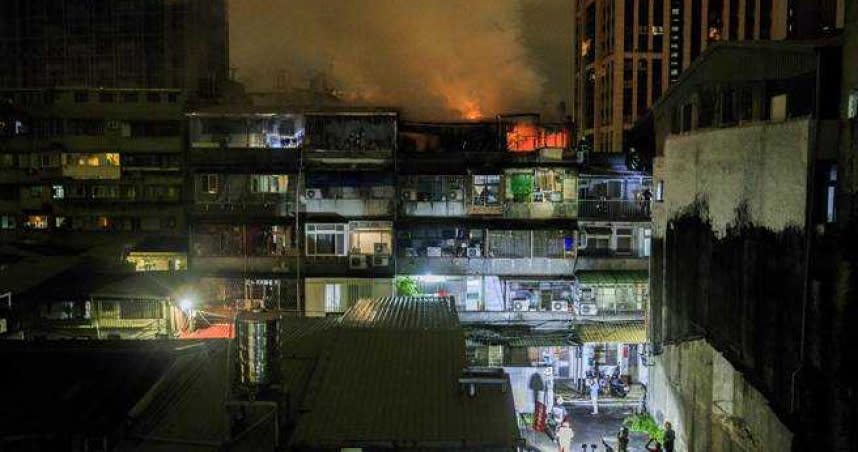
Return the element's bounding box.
[552,396,567,425]
[617,427,630,452]
[589,379,600,415]
[663,422,675,452]
[556,420,574,452]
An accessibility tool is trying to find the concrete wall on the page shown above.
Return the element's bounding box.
[648,340,792,452]
[654,118,811,238]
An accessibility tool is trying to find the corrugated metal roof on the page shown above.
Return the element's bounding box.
[574,322,646,344]
[340,296,460,330]
[291,296,520,449]
[576,270,648,285]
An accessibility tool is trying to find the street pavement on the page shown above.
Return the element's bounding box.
[522,405,651,451]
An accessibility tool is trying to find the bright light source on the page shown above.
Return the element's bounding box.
[179,298,193,313]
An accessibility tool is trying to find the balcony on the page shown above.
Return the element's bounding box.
[577,199,651,220]
[396,256,577,276]
[191,256,297,274]
[303,254,394,276]
[401,200,466,217]
[189,148,299,170]
[302,198,393,217]
[193,199,295,217]
[504,200,578,219]
[457,309,644,325]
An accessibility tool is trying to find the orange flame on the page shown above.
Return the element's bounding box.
[506,122,570,152]
[462,100,483,120]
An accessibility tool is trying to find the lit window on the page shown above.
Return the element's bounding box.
[305,223,347,256]
[202,174,219,194]
[472,175,501,206]
[24,215,48,230]
[251,175,289,193]
[324,284,344,313]
[826,165,837,223]
[848,90,858,119]
[0,215,15,230]
[655,180,664,202]
[52,185,64,199]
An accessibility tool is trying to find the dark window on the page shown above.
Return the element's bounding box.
[745,0,757,39]
[760,0,772,39]
[98,92,115,103]
[729,0,739,39]
[720,89,736,125]
[699,89,716,128]
[652,59,663,100]
[637,60,649,117]
[624,0,635,50]
[146,92,161,103]
[681,104,693,132]
[74,91,89,103]
[691,0,702,62]
[638,0,650,51]
[738,88,753,121]
[122,92,139,103]
[167,92,178,103]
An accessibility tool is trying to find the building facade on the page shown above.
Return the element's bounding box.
[573,0,844,154]
[641,36,854,450]
[0,0,229,100]
[0,87,186,248]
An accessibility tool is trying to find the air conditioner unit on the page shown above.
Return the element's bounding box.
[466,247,481,258]
[349,254,367,269]
[552,301,569,312]
[372,255,389,267]
[305,189,323,200]
[578,302,598,316]
[373,243,390,255]
[532,191,545,203]
[448,189,463,201]
[512,299,529,312]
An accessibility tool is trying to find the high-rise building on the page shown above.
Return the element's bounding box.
[573,0,845,154]
[0,0,228,100]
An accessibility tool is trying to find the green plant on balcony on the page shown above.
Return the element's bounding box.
[395,276,420,297]
[509,174,533,203]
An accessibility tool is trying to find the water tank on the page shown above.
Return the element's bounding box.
[235,310,281,388]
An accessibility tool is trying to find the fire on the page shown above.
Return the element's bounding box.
[506,122,570,152]
[462,101,483,120]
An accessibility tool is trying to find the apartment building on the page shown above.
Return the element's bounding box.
[573,0,844,154]
[0,0,229,100]
[0,87,186,249]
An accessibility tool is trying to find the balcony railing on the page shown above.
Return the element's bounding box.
[396,256,576,276]
[577,199,651,220]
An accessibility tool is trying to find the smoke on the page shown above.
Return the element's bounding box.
[229,0,572,120]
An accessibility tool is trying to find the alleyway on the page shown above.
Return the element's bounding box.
[522,405,651,451]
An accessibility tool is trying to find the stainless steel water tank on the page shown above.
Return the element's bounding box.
[235,310,280,388]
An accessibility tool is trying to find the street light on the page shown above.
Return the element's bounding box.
[180,298,194,314]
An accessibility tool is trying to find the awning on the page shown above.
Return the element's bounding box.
[574,322,646,344]
[576,270,648,285]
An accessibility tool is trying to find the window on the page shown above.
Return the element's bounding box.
[305,224,347,256]
[51,185,64,199]
[250,175,289,193]
[74,91,89,103]
[146,92,161,103]
[324,284,344,313]
[202,174,219,194]
[826,165,837,223]
[655,180,664,202]
[28,186,45,198]
[55,217,68,229]
[98,92,115,103]
[848,90,858,119]
[63,153,119,167]
[642,228,652,257]
[167,92,178,103]
[615,228,633,254]
[24,215,48,230]
[1,215,15,230]
[472,175,501,206]
[120,300,163,319]
[585,227,612,253]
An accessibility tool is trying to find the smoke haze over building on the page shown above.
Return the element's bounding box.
[228,0,572,120]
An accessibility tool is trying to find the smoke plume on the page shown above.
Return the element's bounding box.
[229,0,571,120]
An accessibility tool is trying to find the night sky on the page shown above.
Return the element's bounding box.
[228,0,574,120]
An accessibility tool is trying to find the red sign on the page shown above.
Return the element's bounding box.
[533,400,547,432]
